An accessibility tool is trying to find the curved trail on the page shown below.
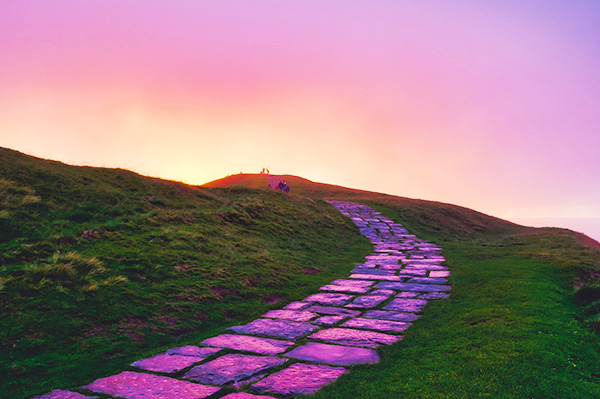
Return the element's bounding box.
[34,202,450,399]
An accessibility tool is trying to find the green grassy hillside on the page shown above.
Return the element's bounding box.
[2,149,599,398]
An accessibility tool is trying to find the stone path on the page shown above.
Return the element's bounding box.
[34,201,450,399]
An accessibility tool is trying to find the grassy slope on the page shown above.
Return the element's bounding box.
[1,151,599,398]
[208,174,600,398]
[0,149,372,398]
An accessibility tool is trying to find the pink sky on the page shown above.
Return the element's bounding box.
[1,1,599,238]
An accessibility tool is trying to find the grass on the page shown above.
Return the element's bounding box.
[2,148,600,398]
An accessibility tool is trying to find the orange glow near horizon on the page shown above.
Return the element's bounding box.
[1,1,600,236]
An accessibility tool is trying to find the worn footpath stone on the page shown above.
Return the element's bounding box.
[201,334,294,355]
[33,390,97,399]
[396,291,419,298]
[303,293,354,306]
[376,282,451,292]
[184,354,287,386]
[312,315,345,325]
[351,268,396,275]
[362,309,420,322]
[304,305,361,317]
[285,342,379,366]
[82,371,220,399]
[397,269,428,276]
[429,270,450,277]
[341,317,410,333]
[251,363,347,396]
[220,393,278,399]
[407,277,448,284]
[383,298,428,312]
[228,318,317,340]
[345,295,388,308]
[349,273,402,281]
[419,292,450,299]
[309,327,399,348]
[262,309,317,322]
[165,346,222,357]
[320,284,371,294]
[283,301,309,310]
[131,353,213,374]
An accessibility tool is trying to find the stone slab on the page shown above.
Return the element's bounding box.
[184,353,287,386]
[351,268,396,275]
[407,277,448,284]
[221,393,277,399]
[262,309,317,322]
[349,274,402,281]
[312,315,345,325]
[285,342,379,365]
[331,279,374,287]
[362,310,420,322]
[419,292,450,299]
[201,334,293,355]
[304,305,361,317]
[33,390,97,399]
[131,353,213,374]
[376,282,451,292]
[308,327,399,348]
[250,363,346,396]
[82,371,219,399]
[429,271,450,277]
[320,284,371,294]
[228,318,317,340]
[283,301,310,310]
[303,293,354,306]
[165,346,222,357]
[341,317,410,333]
[370,289,396,297]
[383,298,428,312]
[396,291,419,298]
[398,269,428,276]
[345,295,388,309]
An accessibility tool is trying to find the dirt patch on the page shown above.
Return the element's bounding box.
[263,294,282,304]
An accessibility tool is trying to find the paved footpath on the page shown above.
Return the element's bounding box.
[34,201,450,399]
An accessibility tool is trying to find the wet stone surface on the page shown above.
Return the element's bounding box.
[341,317,410,333]
[349,274,402,281]
[82,371,220,399]
[201,334,294,355]
[283,301,310,310]
[285,342,379,365]
[184,354,287,386]
[429,270,450,277]
[383,298,428,312]
[312,315,346,325]
[309,327,399,348]
[407,277,448,284]
[250,363,347,396]
[228,318,317,340]
[33,390,98,399]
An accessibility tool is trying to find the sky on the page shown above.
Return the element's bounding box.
[1,1,600,240]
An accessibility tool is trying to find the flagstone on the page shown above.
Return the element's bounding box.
[283,301,310,310]
[308,327,399,348]
[165,346,222,357]
[341,317,410,333]
[262,309,317,322]
[376,282,451,292]
[349,274,402,281]
[228,318,317,340]
[33,390,97,399]
[396,291,419,298]
[407,277,448,284]
[429,270,450,277]
[220,393,277,399]
[303,293,354,306]
[201,334,293,355]
[345,295,388,309]
[250,363,347,396]
[183,354,287,386]
[419,292,450,299]
[131,353,212,374]
[320,284,372,294]
[285,342,379,365]
[362,309,420,322]
[312,315,346,325]
[304,305,361,317]
[383,298,428,312]
[82,371,219,399]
